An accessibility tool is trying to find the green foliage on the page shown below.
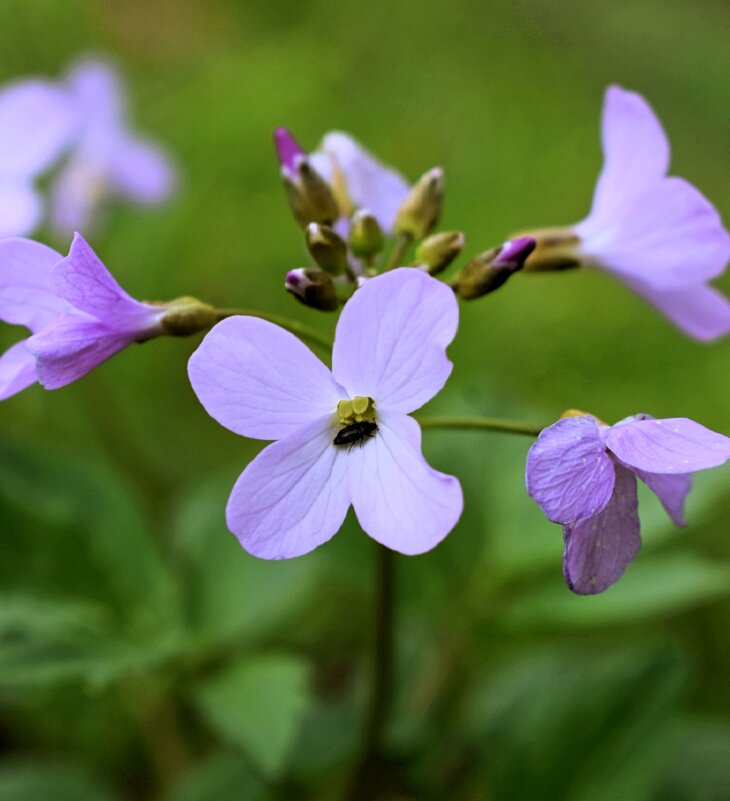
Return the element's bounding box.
[0,761,118,801]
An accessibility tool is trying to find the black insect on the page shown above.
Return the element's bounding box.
[333,420,378,448]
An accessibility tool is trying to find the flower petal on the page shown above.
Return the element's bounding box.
[0,237,68,331]
[0,79,75,177]
[332,268,458,413]
[606,417,730,474]
[188,316,344,441]
[526,416,615,524]
[584,86,669,230]
[317,132,410,232]
[634,469,691,527]
[617,278,730,341]
[578,177,730,289]
[25,315,136,389]
[226,415,350,559]
[0,179,43,238]
[66,58,124,139]
[562,463,640,594]
[51,233,160,326]
[0,339,38,400]
[348,411,462,555]
[110,136,176,203]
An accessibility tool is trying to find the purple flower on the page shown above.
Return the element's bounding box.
[50,58,176,235]
[574,86,730,340]
[0,234,166,399]
[526,413,730,594]
[275,128,410,234]
[0,79,75,237]
[188,268,463,559]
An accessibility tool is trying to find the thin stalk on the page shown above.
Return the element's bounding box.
[213,308,332,354]
[417,415,544,437]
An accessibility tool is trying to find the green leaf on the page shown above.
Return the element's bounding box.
[658,719,730,801]
[165,752,271,801]
[195,653,312,779]
[502,552,730,629]
[0,761,119,801]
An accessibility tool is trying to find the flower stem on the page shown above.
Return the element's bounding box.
[213,308,332,354]
[417,415,544,437]
[385,232,413,271]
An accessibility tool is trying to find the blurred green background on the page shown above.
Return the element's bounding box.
[1,0,730,798]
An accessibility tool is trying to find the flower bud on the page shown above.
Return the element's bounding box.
[349,210,385,259]
[306,223,349,276]
[454,237,536,300]
[159,296,217,336]
[273,127,306,173]
[415,230,465,275]
[282,160,340,228]
[393,167,444,240]
[285,268,339,312]
[513,226,580,272]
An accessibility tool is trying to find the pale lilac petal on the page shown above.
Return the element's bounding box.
[606,417,730,473]
[226,415,350,559]
[274,127,305,172]
[584,86,669,230]
[634,469,691,527]
[52,233,160,325]
[318,132,410,232]
[110,137,176,203]
[578,178,730,289]
[49,159,101,235]
[0,238,68,331]
[617,278,730,341]
[332,269,458,413]
[66,58,124,138]
[0,80,75,176]
[348,411,462,555]
[188,317,344,441]
[526,416,615,524]
[0,339,38,400]
[0,179,42,238]
[26,314,137,389]
[563,463,640,594]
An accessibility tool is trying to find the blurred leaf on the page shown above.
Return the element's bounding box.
[175,476,323,645]
[195,653,312,779]
[502,552,730,629]
[165,752,271,801]
[0,761,118,801]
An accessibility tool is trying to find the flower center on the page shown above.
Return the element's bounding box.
[333,396,378,448]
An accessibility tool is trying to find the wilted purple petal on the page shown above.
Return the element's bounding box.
[0,179,43,238]
[109,136,176,203]
[26,315,138,389]
[526,416,615,524]
[188,316,344,441]
[0,238,68,331]
[0,339,38,400]
[348,411,462,555]
[52,233,161,326]
[316,132,410,232]
[0,80,75,177]
[634,469,691,527]
[606,417,730,473]
[617,278,730,341]
[563,463,640,594]
[332,268,458,413]
[273,127,306,172]
[226,415,350,559]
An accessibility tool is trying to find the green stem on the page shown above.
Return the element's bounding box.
[384,233,413,271]
[213,308,332,354]
[416,415,544,437]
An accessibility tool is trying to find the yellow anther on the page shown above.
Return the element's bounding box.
[337,399,354,424]
[337,396,376,425]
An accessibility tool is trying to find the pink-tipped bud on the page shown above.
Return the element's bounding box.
[274,127,306,172]
[285,268,339,312]
[493,237,536,270]
[455,238,537,300]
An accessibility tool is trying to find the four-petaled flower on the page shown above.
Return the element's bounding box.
[0,234,167,399]
[573,86,730,340]
[188,268,463,559]
[526,413,730,594]
[50,58,176,236]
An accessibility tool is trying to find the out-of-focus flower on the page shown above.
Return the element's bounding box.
[51,58,176,235]
[0,234,167,398]
[0,80,75,237]
[521,86,730,340]
[526,413,730,594]
[274,127,410,234]
[188,268,463,559]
